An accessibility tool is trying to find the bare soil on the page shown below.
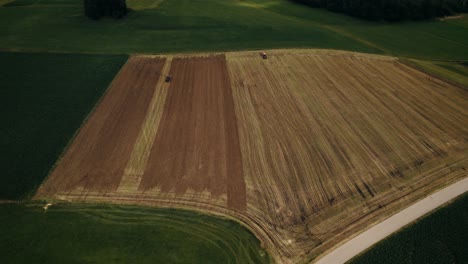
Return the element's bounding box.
[140,55,246,211]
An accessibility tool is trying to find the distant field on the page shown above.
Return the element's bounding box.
[0,203,270,264]
[36,50,468,263]
[0,52,127,199]
[127,0,164,10]
[349,193,468,264]
[266,1,468,60]
[0,0,467,59]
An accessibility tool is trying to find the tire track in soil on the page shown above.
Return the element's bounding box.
[118,56,173,193]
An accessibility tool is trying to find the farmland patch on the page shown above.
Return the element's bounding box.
[226,49,467,262]
[37,55,246,212]
[140,55,245,211]
[36,50,468,263]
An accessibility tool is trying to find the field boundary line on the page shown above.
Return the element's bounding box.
[314,177,468,264]
[399,59,468,90]
[420,31,468,48]
[0,200,19,204]
[322,24,393,54]
[0,47,126,55]
[127,0,165,10]
[45,191,281,263]
[247,6,391,54]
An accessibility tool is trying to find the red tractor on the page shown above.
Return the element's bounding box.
[260,52,267,59]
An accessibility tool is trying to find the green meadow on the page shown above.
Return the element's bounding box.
[0,203,270,264]
[0,0,466,60]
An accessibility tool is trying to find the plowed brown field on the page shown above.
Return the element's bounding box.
[36,50,468,264]
[140,55,245,210]
[37,54,246,212]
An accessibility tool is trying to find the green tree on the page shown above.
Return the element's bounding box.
[290,0,468,21]
[84,0,127,20]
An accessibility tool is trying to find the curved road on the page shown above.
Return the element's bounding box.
[314,177,468,264]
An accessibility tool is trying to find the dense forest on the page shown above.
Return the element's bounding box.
[291,0,468,21]
[84,0,127,19]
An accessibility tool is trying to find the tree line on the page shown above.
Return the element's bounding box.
[84,0,127,20]
[291,0,468,21]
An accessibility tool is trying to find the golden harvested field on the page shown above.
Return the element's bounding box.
[36,50,468,264]
[227,50,467,262]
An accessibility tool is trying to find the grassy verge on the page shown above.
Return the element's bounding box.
[0,52,127,199]
[404,59,468,88]
[0,202,270,264]
[127,0,164,10]
[0,0,466,60]
[348,193,468,264]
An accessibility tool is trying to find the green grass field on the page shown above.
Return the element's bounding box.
[0,52,127,199]
[264,2,468,60]
[0,0,467,60]
[0,203,270,264]
[349,193,468,264]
